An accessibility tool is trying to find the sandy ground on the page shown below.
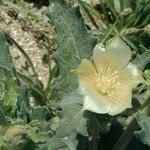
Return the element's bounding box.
[0,3,53,87]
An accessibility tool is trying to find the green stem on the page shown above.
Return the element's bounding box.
[99,0,109,26]
[101,20,117,44]
[42,34,52,90]
[77,0,99,29]
[82,1,108,30]
[4,32,38,78]
[105,0,120,23]
[17,71,46,105]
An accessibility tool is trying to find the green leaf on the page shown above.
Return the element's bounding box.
[56,104,87,137]
[47,137,68,150]
[143,69,150,81]
[17,72,46,105]
[47,0,96,91]
[17,83,30,110]
[0,67,18,115]
[134,113,150,146]
[37,135,77,150]
[42,133,77,150]
[0,31,22,117]
[123,0,150,28]
[113,0,121,13]
[0,105,7,124]
[55,92,88,138]
[55,92,111,138]
[2,124,39,149]
[0,31,14,71]
[132,50,150,71]
[86,112,111,137]
[17,101,30,123]
[48,137,66,150]
[30,106,50,122]
[60,133,78,150]
[50,116,61,132]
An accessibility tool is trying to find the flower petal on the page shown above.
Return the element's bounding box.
[106,36,131,67]
[75,58,111,114]
[92,43,106,72]
[93,43,105,54]
[79,81,111,114]
[107,66,134,115]
[108,85,132,115]
[92,42,123,75]
[126,63,145,87]
[74,58,97,83]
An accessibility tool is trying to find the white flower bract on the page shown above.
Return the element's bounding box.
[74,36,144,116]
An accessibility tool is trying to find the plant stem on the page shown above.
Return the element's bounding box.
[82,1,108,30]
[99,0,109,26]
[4,32,37,78]
[77,0,99,29]
[101,20,117,44]
[105,0,120,23]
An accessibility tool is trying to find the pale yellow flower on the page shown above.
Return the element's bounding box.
[74,37,144,116]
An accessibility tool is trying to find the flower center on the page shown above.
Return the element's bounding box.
[96,68,120,96]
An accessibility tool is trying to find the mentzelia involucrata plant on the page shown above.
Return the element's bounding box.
[74,37,144,116]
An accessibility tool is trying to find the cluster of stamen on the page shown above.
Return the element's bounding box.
[96,66,121,96]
